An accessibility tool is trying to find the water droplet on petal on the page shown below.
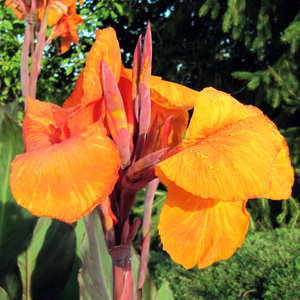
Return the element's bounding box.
[41,109,45,113]
[196,152,200,156]
[201,155,208,159]
[216,168,220,171]
[209,165,214,169]
[230,133,236,137]
[34,171,40,176]
[215,137,219,141]
[213,145,217,148]
[189,163,193,167]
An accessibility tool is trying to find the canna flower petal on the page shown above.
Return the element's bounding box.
[23,97,73,152]
[155,88,293,201]
[156,115,280,201]
[262,140,294,200]
[148,77,199,152]
[158,183,249,269]
[49,13,83,54]
[150,79,198,110]
[5,0,30,20]
[63,27,122,108]
[11,94,121,223]
[10,120,121,223]
[183,87,262,147]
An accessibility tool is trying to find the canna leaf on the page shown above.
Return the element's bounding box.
[17,217,76,300]
[0,114,37,274]
[79,209,113,300]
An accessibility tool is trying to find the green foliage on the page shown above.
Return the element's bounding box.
[0,6,24,105]
[149,227,300,300]
[0,113,37,275]
[18,218,76,300]
[79,209,114,300]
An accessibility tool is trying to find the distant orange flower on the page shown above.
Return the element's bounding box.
[6,0,83,53]
[155,87,294,269]
[48,13,83,54]
[5,0,31,20]
[38,0,83,26]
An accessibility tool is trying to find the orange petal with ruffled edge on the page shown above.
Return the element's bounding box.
[81,27,122,107]
[158,183,249,269]
[23,97,74,152]
[183,87,263,147]
[10,121,121,223]
[156,114,283,201]
[262,140,294,200]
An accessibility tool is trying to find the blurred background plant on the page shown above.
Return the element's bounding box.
[0,0,299,299]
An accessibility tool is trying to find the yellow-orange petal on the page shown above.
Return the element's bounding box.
[81,27,122,107]
[23,97,73,152]
[158,183,249,269]
[156,115,280,201]
[150,80,198,110]
[262,140,294,200]
[10,121,121,223]
[183,87,263,146]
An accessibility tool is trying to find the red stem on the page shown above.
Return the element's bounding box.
[21,25,30,108]
[137,178,159,290]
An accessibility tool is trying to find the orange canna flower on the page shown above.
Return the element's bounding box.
[9,28,124,223]
[5,0,31,20]
[48,13,83,54]
[38,0,83,26]
[155,87,294,269]
[10,96,121,223]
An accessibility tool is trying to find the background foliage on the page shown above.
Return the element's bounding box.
[0,0,299,299]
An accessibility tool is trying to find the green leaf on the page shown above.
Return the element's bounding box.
[198,0,213,17]
[80,8,91,15]
[18,217,76,300]
[4,77,11,87]
[110,10,116,19]
[0,286,11,300]
[79,210,113,300]
[158,279,174,300]
[0,114,37,274]
[231,71,254,80]
[66,65,74,76]
[247,76,260,90]
[1,20,13,31]
[0,261,22,300]
[113,3,123,15]
[210,2,220,20]
[57,218,85,300]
